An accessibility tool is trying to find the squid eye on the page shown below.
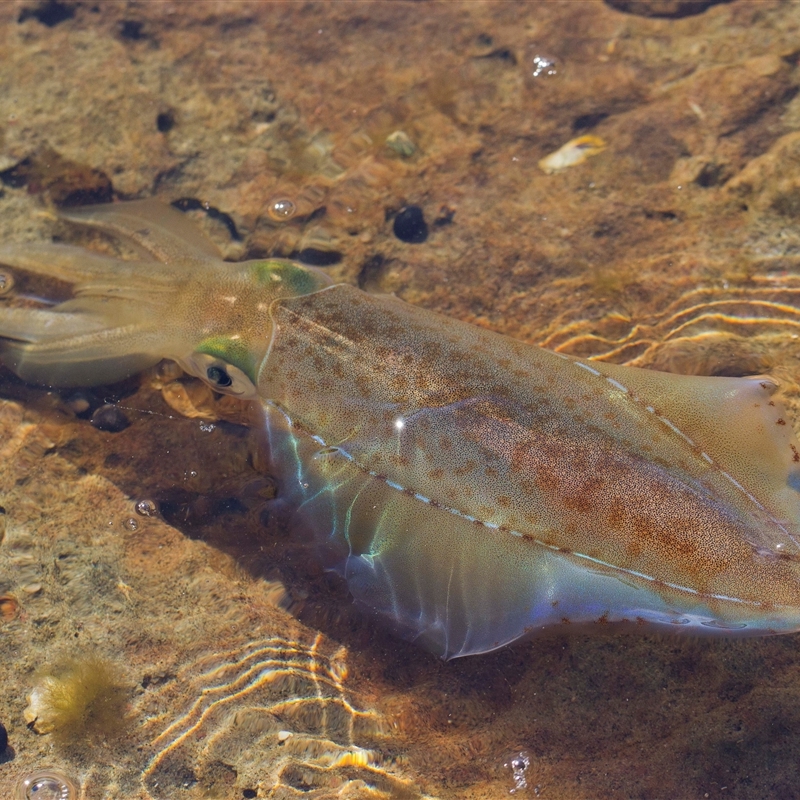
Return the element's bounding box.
[207,365,232,387]
[181,352,257,398]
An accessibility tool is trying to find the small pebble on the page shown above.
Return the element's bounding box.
[385,130,416,157]
[156,110,175,132]
[393,205,428,244]
[91,405,131,433]
[65,389,100,417]
[0,720,6,752]
[0,505,5,544]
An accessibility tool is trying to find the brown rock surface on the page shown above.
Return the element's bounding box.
[2,1,800,798]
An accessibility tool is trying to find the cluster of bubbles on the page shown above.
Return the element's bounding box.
[504,750,534,795]
[531,55,557,78]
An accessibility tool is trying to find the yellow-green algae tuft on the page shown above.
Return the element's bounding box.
[24,653,131,747]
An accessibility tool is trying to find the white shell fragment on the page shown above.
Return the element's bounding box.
[538,134,607,174]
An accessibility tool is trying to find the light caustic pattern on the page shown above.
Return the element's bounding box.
[542,277,800,367]
[138,633,429,799]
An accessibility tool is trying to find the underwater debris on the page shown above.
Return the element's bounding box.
[0,593,19,621]
[23,653,130,747]
[538,134,607,174]
[386,131,417,158]
[13,768,79,800]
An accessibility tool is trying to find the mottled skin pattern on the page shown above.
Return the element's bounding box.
[3,200,800,658]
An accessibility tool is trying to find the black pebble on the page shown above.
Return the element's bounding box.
[91,404,131,433]
[393,205,428,244]
[156,110,175,133]
[295,248,342,267]
[119,19,145,40]
[18,0,75,27]
[0,721,7,752]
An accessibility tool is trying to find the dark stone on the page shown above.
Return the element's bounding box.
[694,162,731,187]
[433,205,456,227]
[119,20,145,40]
[91,405,131,433]
[0,163,26,189]
[393,205,428,244]
[0,721,7,752]
[242,790,257,799]
[604,0,734,18]
[156,111,175,133]
[295,248,342,267]
[478,48,517,66]
[18,1,75,27]
[573,112,610,131]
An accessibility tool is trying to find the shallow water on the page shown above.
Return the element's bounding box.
[2,1,800,798]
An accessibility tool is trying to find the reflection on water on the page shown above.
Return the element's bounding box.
[140,634,422,799]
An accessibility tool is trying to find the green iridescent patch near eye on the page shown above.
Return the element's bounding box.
[197,336,256,381]
[249,260,325,296]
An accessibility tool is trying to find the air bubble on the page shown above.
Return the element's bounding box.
[122,518,139,532]
[135,499,158,517]
[267,198,297,221]
[15,769,78,800]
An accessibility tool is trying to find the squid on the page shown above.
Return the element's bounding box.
[2,199,800,659]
